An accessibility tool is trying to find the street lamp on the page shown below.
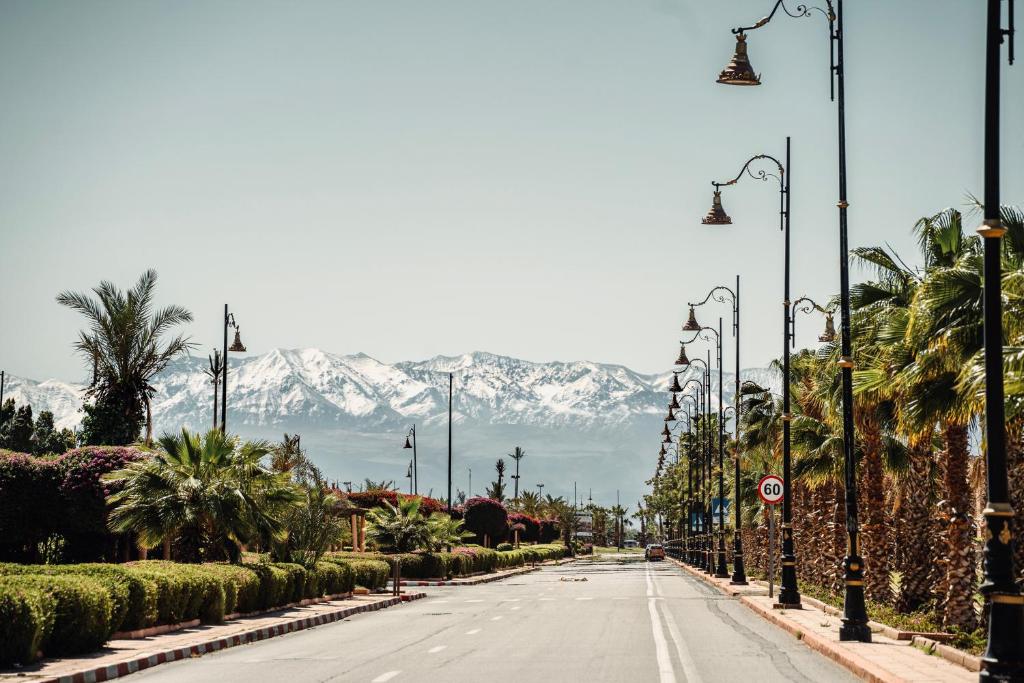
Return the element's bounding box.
[980,2,1022,679]
[405,460,413,494]
[402,425,418,495]
[689,278,747,584]
[701,141,801,608]
[717,0,867,637]
[676,372,710,571]
[220,305,246,433]
[791,297,838,345]
[203,350,223,429]
[678,321,729,579]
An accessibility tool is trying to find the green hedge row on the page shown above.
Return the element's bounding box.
[0,558,364,667]
[328,543,568,580]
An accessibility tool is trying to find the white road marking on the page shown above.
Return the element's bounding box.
[465,629,481,635]
[430,600,449,604]
[465,599,484,603]
[662,603,703,683]
[491,616,503,621]
[510,605,521,610]
[372,672,401,682]
[613,597,630,600]
[575,597,593,601]
[538,597,555,601]
[504,598,521,602]
[428,645,447,654]
[645,565,676,683]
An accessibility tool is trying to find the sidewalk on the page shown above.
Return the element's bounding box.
[5,593,425,683]
[669,558,975,683]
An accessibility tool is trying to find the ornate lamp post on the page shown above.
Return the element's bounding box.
[671,373,706,567]
[688,278,746,584]
[402,425,418,495]
[678,322,729,578]
[716,0,869,636]
[700,140,801,607]
[980,1,1021,679]
[666,400,698,563]
[677,367,711,572]
[220,305,246,433]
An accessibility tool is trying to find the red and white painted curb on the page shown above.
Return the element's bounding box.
[40,594,426,683]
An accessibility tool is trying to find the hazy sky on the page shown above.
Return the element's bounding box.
[1,0,1021,383]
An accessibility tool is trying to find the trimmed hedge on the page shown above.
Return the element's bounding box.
[3,574,112,656]
[332,558,389,590]
[0,579,55,666]
[327,543,568,581]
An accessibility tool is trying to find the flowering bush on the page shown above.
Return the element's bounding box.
[507,512,540,542]
[345,489,448,514]
[0,446,145,563]
[462,497,508,546]
[539,518,560,543]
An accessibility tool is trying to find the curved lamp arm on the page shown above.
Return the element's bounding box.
[689,285,739,337]
[791,295,839,347]
[712,154,784,192]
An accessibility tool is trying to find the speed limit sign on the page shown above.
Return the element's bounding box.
[758,475,784,505]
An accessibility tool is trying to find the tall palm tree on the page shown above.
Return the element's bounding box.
[57,270,193,445]
[517,490,542,517]
[105,428,300,562]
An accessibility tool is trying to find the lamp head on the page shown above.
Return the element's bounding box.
[683,306,701,332]
[701,190,733,225]
[669,373,683,393]
[717,33,761,86]
[228,328,247,353]
[819,312,838,343]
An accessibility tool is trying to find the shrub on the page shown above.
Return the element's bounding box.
[0,447,145,564]
[462,498,508,546]
[312,561,354,595]
[0,579,55,666]
[240,562,290,610]
[125,561,225,624]
[199,563,261,615]
[539,519,560,543]
[335,559,389,590]
[4,574,112,655]
[346,490,448,515]
[271,562,308,603]
[496,542,514,552]
[507,513,540,542]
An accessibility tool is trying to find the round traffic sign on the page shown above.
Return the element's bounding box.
[757,475,784,505]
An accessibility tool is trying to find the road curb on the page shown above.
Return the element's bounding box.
[37,593,426,683]
[395,558,576,587]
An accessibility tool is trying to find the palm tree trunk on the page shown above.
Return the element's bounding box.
[1007,421,1024,582]
[145,395,153,446]
[858,414,890,603]
[894,439,937,613]
[940,422,977,631]
[163,537,172,560]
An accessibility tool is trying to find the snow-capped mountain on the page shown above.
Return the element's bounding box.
[3,350,778,508]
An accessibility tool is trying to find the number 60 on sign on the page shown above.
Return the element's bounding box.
[757,475,784,505]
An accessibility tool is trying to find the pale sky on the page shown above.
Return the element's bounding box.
[1,0,1021,382]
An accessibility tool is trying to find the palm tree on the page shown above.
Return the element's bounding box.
[424,514,472,552]
[365,496,431,595]
[363,478,397,491]
[104,428,300,562]
[57,270,193,445]
[487,459,507,501]
[516,490,542,517]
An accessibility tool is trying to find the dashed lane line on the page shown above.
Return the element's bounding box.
[372,671,401,682]
[428,646,448,654]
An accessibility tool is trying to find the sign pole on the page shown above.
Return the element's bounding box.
[768,506,775,600]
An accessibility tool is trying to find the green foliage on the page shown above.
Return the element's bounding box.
[105,429,301,562]
[4,574,113,655]
[272,452,347,568]
[462,497,508,545]
[239,562,290,610]
[496,542,514,552]
[270,562,307,603]
[57,270,194,445]
[330,558,389,590]
[0,579,56,666]
[365,496,431,554]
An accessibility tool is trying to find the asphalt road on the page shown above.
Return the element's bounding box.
[124,554,858,683]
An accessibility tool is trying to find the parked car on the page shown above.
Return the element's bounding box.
[645,544,665,561]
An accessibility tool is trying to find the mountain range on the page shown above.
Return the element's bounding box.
[2,349,778,510]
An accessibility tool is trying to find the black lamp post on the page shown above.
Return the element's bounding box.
[221,305,246,433]
[666,401,697,562]
[671,373,705,566]
[402,425,418,495]
[678,322,729,578]
[979,2,1021,679]
[701,140,801,607]
[717,0,867,635]
[674,394,699,564]
[677,370,710,572]
[688,277,746,584]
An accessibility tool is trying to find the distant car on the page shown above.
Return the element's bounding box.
[645,544,665,561]
[623,539,639,548]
